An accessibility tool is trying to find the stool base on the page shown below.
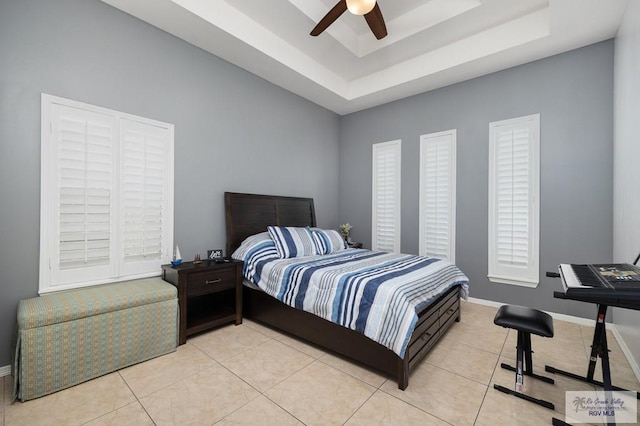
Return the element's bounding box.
[493,327,555,410]
[494,384,555,410]
[500,362,555,384]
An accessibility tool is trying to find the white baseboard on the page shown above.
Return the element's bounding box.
[610,325,640,384]
[466,296,504,309]
[467,297,598,325]
[0,364,10,377]
[466,297,640,383]
[545,310,598,327]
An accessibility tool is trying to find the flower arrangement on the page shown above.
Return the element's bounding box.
[339,223,352,239]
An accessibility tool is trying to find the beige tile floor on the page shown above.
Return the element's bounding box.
[2,301,639,425]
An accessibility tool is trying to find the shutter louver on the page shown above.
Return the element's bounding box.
[496,128,530,267]
[57,109,114,271]
[121,120,167,264]
[420,131,455,261]
[372,141,401,252]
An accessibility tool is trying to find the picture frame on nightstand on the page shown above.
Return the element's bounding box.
[208,249,224,260]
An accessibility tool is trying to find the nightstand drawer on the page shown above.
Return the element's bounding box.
[187,268,237,297]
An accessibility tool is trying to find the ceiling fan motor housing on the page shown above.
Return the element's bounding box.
[346,0,376,15]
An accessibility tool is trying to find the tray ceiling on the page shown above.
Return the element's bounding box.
[100,0,628,115]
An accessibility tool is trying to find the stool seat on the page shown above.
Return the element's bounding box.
[493,304,555,410]
[494,305,554,338]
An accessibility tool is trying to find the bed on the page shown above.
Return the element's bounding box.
[224,191,468,390]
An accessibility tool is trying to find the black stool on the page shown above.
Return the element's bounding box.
[493,304,555,410]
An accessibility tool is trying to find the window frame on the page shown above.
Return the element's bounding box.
[419,129,457,262]
[39,94,174,294]
[488,113,540,287]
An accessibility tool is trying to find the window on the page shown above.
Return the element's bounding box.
[372,140,401,252]
[488,114,540,287]
[419,130,456,261]
[40,94,174,293]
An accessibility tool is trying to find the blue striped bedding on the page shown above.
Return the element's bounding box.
[242,247,469,358]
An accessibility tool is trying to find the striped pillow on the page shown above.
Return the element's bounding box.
[231,232,278,262]
[267,226,318,258]
[311,228,347,254]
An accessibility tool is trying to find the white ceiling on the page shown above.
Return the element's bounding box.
[100,0,628,115]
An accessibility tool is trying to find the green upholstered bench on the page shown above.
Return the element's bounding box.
[13,277,178,401]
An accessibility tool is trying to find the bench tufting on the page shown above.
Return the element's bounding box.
[14,278,178,401]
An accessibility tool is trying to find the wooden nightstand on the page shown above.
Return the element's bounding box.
[162,259,243,345]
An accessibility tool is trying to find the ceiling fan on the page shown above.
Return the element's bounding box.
[310,0,387,40]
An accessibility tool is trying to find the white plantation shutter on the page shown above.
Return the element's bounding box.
[51,105,117,286]
[40,94,174,293]
[488,114,540,287]
[120,118,171,275]
[419,130,456,261]
[372,140,401,252]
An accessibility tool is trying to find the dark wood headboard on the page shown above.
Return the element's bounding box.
[224,192,316,255]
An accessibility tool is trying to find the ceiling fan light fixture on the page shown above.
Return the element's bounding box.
[311,0,386,40]
[346,0,376,16]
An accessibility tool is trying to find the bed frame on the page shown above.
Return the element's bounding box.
[224,191,461,389]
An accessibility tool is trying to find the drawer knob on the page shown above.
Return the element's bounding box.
[205,278,222,284]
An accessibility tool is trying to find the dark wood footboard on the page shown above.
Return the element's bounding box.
[398,285,461,389]
[243,286,399,378]
[244,284,461,389]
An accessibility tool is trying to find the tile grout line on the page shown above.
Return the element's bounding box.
[473,323,511,425]
[207,335,312,425]
[116,370,157,426]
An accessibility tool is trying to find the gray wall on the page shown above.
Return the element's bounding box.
[0,0,340,367]
[339,41,614,319]
[613,1,640,371]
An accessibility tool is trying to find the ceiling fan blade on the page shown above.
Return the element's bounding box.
[364,3,387,40]
[310,0,348,36]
